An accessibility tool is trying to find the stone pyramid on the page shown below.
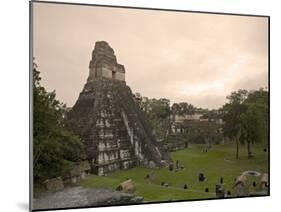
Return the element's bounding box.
[68,41,171,175]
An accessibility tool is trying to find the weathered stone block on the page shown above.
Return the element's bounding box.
[43,177,64,192]
[116,179,136,193]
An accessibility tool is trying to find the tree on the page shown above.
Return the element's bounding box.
[222,88,268,159]
[227,89,248,104]
[171,103,181,117]
[240,89,269,157]
[33,61,85,182]
[184,121,223,146]
[177,102,195,116]
[244,89,269,150]
[133,93,172,140]
[240,104,263,158]
[222,90,248,159]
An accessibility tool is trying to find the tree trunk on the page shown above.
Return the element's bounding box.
[247,140,253,158]
[235,128,241,159]
[236,138,240,159]
[208,138,212,148]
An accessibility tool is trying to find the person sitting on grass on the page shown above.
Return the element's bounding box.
[145,171,155,184]
[169,163,174,172]
[175,160,181,171]
[199,173,206,182]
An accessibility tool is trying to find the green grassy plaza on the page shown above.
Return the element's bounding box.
[80,144,268,202]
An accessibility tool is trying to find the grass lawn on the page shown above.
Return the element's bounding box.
[80,143,268,202]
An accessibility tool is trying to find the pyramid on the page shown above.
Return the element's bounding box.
[68,41,171,175]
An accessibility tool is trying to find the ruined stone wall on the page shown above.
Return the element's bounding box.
[88,41,125,82]
[115,64,125,81]
[115,72,125,81]
[101,66,113,79]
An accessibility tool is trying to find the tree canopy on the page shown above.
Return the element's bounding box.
[222,88,268,158]
[33,62,85,182]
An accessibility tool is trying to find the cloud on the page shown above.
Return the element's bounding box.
[33,3,268,109]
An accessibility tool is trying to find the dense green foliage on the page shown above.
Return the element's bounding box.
[134,93,171,139]
[134,88,268,158]
[134,93,224,145]
[222,89,268,158]
[33,63,85,182]
[185,122,223,146]
[171,102,195,116]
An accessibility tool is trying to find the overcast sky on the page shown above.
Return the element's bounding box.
[33,2,268,109]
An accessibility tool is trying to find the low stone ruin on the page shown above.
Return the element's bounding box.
[68,41,171,176]
[234,175,248,197]
[215,184,225,198]
[234,172,269,197]
[116,179,136,193]
[63,160,91,184]
[80,161,91,179]
[242,170,261,177]
[234,175,247,186]
[43,177,64,192]
[260,173,269,189]
[163,134,188,152]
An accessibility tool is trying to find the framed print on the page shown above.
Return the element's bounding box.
[30,1,269,211]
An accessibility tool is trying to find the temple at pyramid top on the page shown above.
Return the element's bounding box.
[87,41,126,82]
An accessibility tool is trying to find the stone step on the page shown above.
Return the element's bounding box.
[98,145,133,152]
[94,157,137,166]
